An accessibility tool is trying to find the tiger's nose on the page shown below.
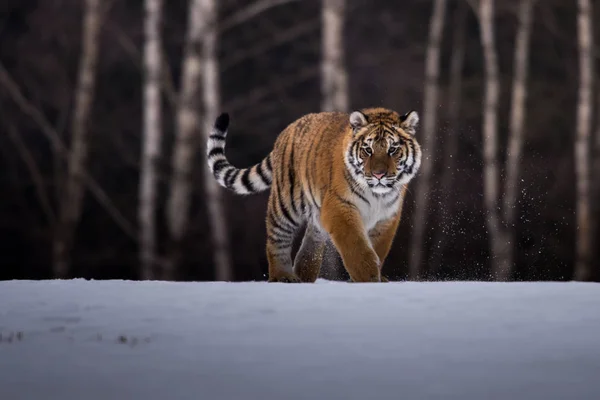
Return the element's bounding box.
[373,171,386,180]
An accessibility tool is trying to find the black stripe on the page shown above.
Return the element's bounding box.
[266,154,273,172]
[256,162,270,186]
[353,141,360,159]
[288,145,297,215]
[304,136,319,208]
[273,134,295,224]
[344,168,370,205]
[224,168,237,186]
[276,135,291,193]
[277,190,296,227]
[333,192,358,210]
[226,169,239,187]
[307,184,318,208]
[209,134,225,140]
[267,233,293,246]
[212,159,228,175]
[384,191,401,208]
[268,212,294,235]
[298,186,305,213]
[208,147,224,158]
[241,169,255,192]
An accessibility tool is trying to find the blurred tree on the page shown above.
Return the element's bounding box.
[202,0,233,281]
[501,0,534,281]
[408,0,447,280]
[166,0,206,280]
[139,0,164,280]
[474,0,508,280]
[321,0,348,112]
[574,0,593,281]
[429,2,467,276]
[471,0,535,281]
[53,0,103,278]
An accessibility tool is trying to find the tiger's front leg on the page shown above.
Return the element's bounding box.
[320,193,381,282]
[369,214,402,282]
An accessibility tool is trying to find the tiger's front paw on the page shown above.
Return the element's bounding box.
[349,251,381,282]
[268,272,301,283]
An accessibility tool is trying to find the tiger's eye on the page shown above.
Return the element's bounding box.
[388,146,399,155]
[362,147,372,156]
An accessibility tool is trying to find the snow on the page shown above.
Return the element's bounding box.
[1,280,599,400]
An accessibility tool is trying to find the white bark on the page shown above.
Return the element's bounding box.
[593,90,600,277]
[430,2,466,275]
[53,0,102,278]
[478,0,511,281]
[166,0,204,265]
[202,0,233,281]
[498,0,534,281]
[139,0,163,280]
[408,0,447,280]
[321,0,348,112]
[574,0,593,281]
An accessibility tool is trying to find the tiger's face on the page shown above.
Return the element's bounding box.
[346,109,422,195]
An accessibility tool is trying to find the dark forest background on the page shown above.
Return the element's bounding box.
[1,0,599,282]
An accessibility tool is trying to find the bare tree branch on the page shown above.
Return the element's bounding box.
[106,23,178,110]
[220,0,301,33]
[0,63,137,241]
[221,18,319,71]
[6,123,56,226]
[223,65,319,113]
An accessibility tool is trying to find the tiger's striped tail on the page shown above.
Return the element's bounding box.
[207,113,273,195]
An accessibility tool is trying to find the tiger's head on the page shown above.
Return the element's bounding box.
[345,108,422,195]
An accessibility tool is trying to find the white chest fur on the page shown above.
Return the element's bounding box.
[307,189,401,238]
[357,191,400,231]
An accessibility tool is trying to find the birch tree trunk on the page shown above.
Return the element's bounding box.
[321,0,348,112]
[408,0,447,280]
[166,0,204,278]
[202,0,233,281]
[478,0,511,280]
[573,0,593,281]
[593,90,600,279]
[429,2,466,275]
[498,0,534,282]
[139,0,163,280]
[53,0,102,278]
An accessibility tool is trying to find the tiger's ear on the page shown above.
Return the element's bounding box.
[349,111,368,131]
[400,111,419,135]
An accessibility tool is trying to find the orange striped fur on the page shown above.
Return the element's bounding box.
[207,107,422,282]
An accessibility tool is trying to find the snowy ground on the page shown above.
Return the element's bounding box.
[0,280,599,400]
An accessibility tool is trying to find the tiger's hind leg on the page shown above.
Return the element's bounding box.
[293,223,326,283]
[265,196,302,283]
[319,240,348,281]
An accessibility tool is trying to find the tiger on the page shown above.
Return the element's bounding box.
[207,107,422,283]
